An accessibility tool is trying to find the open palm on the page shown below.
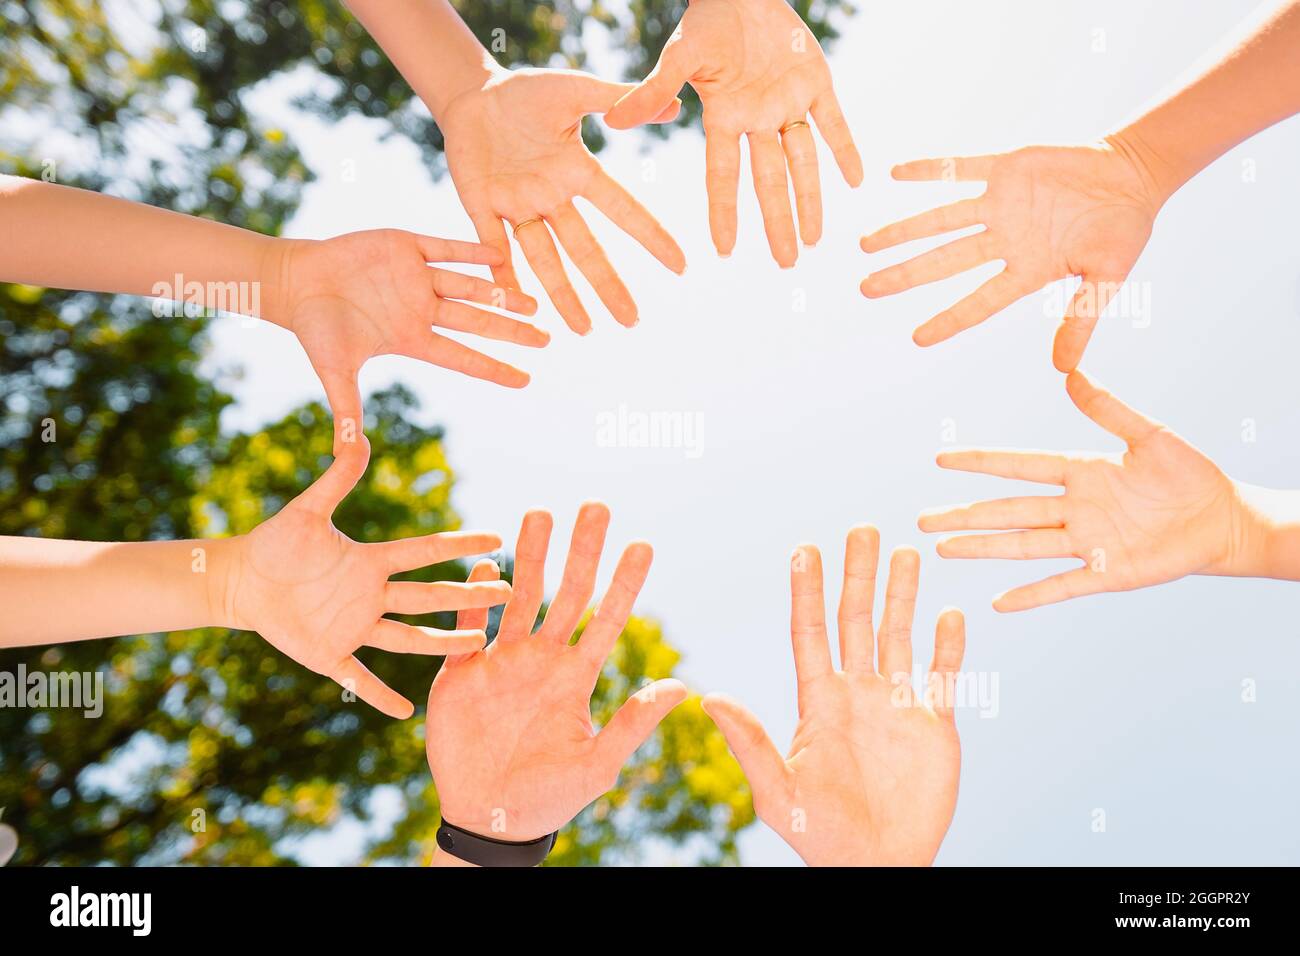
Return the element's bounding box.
[862,141,1161,369]
[279,229,544,452]
[427,503,686,842]
[228,436,509,717]
[920,371,1240,611]
[441,69,686,334]
[704,526,965,866]
[607,0,862,265]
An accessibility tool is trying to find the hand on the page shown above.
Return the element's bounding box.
[223,436,510,718]
[861,139,1163,370]
[919,371,1245,612]
[440,68,687,334]
[702,526,965,866]
[606,0,863,266]
[426,502,687,846]
[272,229,546,453]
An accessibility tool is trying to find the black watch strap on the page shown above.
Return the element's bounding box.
[436,819,557,867]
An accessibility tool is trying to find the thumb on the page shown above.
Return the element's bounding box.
[592,678,688,783]
[316,366,363,457]
[605,34,697,129]
[1052,272,1126,373]
[1065,369,1160,444]
[700,692,790,820]
[559,72,640,116]
[293,433,371,518]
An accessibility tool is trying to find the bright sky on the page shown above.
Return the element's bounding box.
[219,0,1300,865]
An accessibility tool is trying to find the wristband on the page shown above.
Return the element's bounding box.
[436,819,557,867]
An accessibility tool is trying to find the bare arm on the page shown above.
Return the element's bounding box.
[343,0,497,121]
[1114,0,1300,201]
[0,175,287,321]
[0,536,238,647]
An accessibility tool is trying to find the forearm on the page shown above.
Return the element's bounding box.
[1221,484,1300,581]
[0,175,291,324]
[0,536,241,647]
[1111,0,1300,203]
[343,0,500,121]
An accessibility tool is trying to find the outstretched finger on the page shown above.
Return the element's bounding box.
[430,297,550,348]
[701,692,791,822]
[331,655,413,719]
[877,547,920,683]
[925,608,966,721]
[1065,369,1162,445]
[582,169,687,275]
[377,530,503,575]
[837,524,880,672]
[292,433,370,518]
[431,269,538,318]
[810,89,862,187]
[537,501,610,644]
[936,448,1067,485]
[447,558,500,666]
[548,201,639,327]
[891,154,997,182]
[402,332,530,389]
[703,126,742,258]
[861,232,994,298]
[578,541,653,673]
[780,119,822,246]
[918,495,1066,533]
[316,366,364,457]
[860,198,983,254]
[1052,272,1129,372]
[912,271,1025,347]
[467,208,521,292]
[497,509,553,642]
[936,529,1073,561]
[365,619,486,656]
[790,544,833,705]
[383,579,511,616]
[748,131,798,268]
[592,679,689,788]
[513,217,593,335]
[994,565,1108,613]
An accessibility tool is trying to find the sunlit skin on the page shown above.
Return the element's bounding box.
[441,70,687,333]
[861,142,1159,368]
[862,0,1300,369]
[427,503,687,866]
[268,230,544,453]
[346,0,685,335]
[0,437,509,719]
[702,526,965,866]
[0,176,544,457]
[605,0,863,267]
[919,371,1284,612]
[224,436,510,718]
[426,502,691,868]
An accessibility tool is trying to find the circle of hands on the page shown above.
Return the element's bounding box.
[221,0,1258,866]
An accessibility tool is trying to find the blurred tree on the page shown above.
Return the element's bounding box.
[0,0,775,865]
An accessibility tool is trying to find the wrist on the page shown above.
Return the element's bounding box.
[1104,126,1189,210]
[1215,483,1300,580]
[201,536,247,630]
[256,236,306,332]
[424,56,505,125]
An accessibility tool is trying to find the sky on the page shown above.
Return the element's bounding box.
[215,0,1300,866]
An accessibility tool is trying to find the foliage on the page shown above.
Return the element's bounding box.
[0,0,789,864]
